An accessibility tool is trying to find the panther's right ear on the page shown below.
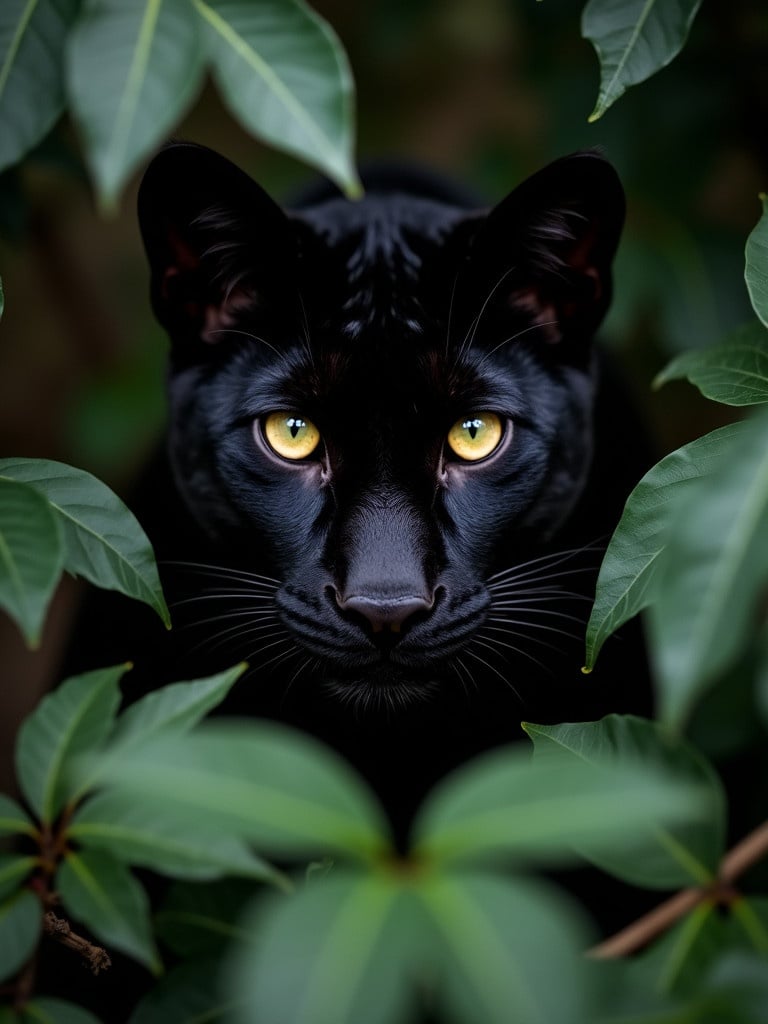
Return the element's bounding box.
[138,143,296,344]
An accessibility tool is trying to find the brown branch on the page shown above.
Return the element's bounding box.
[43,912,111,975]
[589,818,768,960]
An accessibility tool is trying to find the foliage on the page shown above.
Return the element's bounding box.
[0,0,359,206]
[1,0,768,1022]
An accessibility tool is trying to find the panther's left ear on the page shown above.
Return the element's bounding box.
[461,151,625,344]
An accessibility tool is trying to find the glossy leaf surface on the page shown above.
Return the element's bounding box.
[582,0,703,121]
[585,425,741,670]
[0,477,63,647]
[0,458,169,627]
[193,0,360,196]
[655,321,768,406]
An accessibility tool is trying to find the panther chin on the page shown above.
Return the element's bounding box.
[321,661,445,713]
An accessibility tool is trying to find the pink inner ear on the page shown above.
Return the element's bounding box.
[508,288,561,344]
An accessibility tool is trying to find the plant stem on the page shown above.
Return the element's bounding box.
[589,818,768,959]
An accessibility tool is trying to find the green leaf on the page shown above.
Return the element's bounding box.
[585,425,742,670]
[18,1000,103,1024]
[15,664,125,822]
[129,958,232,1024]
[0,0,79,173]
[231,871,424,1024]
[0,477,64,647]
[57,848,160,972]
[155,879,256,957]
[110,664,246,749]
[66,0,206,209]
[649,408,768,728]
[746,194,768,328]
[420,872,589,1024]
[0,889,40,984]
[524,716,725,889]
[0,459,170,628]
[655,322,768,406]
[192,0,361,197]
[411,738,705,867]
[69,789,286,886]
[0,793,36,836]
[79,722,390,862]
[0,854,37,901]
[582,0,703,121]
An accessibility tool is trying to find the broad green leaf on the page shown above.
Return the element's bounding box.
[411,740,705,867]
[650,408,768,728]
[69,789,286,886]
[655,322,768,406]
[155,879,256,957]
[78,722,390,861]
[16,1000,102,1024]
[15,664,125,822]
[582,0,703,121]
[0,793,36,836]
[0,0,79,173]
[525,716,725,888]
[231,871,425,1024]
[746,194,768,328]
[0,889,40,984]
[0,459,170,627]
[193,0,361,197]
[66,0,206,208]
[0,854,37,900]
[57,848,160,972]
[420,872,589,1024]
[585,425,742,670]
[0,477,64,647]
[110,664,245,748]
[130,958,232,1024]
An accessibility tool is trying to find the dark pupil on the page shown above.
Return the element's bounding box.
[287,417,304,439]
[464,418,482,440]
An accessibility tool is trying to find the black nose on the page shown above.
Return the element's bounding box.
[335,593,433,634]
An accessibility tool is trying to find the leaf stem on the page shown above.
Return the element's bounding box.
[589,818,768,958]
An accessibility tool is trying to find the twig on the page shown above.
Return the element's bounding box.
[589,818,768,959]
[43,912,111,975]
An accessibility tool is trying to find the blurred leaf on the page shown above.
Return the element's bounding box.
[0,459,170,627]
[650,408,768,729]
[110,664,245,749]
[66,0,206,208]
[421,872,589,1024]
[746,194,768,329]
[15,665,124,823]
[77,722,391,862]
[585,425,741,670]
[0,793,35,836]
[15,1000,103,1024]
[129,958,231,1024]
[231,871,423,1024]
[0,478,64,648]
[155,879,256,957]
[411,739,705,867]
[526,716,724,888]
[58,848,160,972]
[582,0,703,122]
[0,0,78,173]
[757,633,768,729]
[69,789,286,886]
[0,854,37,901]
[193,0,361,197]
[0,889,40,984]
[655,322,768,406]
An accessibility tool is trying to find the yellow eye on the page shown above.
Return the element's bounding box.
[262,412,321,460]
[446,413,504,461]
